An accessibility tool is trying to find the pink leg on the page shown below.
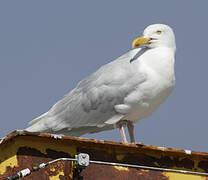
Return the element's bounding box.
[127,122,135,143]
[118,123,128,143]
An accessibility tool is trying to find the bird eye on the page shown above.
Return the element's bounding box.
[156,30,162,35]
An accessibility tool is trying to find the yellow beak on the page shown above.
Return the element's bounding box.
[132,36,151,49]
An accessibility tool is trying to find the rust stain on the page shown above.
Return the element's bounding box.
[199,161,208,172]
[49,162,65,180]
[0,145,74,179]
[77,164,169,180]
[136,169,169,180]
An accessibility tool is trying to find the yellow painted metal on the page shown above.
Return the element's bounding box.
[0,135,76,178]
[163,172,207,180]
[0,155,18,175]
[0,139,18,175]
[137,169,150,176]
[1,131,208,179]
[16,136,77,157]
[49,171,65,180]
[49,166,65,180]
[114,166,129,171]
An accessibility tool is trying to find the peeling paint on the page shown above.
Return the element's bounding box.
[0,155,18,175]
[49,171,64,180]
[16,136,76,156]
[114,166,129,171]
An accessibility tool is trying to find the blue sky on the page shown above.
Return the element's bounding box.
[1,0,208,152]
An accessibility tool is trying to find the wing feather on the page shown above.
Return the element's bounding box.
[26,48,147,135]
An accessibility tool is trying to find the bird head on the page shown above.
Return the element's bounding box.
[132,24,176,50]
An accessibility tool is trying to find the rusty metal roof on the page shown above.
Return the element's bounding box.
[1,130,208,157]
[1,130,208,179]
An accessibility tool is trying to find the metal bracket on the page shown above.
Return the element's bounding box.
[75,153,90,168]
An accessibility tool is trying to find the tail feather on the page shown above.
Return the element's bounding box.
[28,112,48,126]
[26,112,50,132]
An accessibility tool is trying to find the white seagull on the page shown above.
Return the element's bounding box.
[26,24,176,143]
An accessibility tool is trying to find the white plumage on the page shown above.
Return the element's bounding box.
[26,24,176,143]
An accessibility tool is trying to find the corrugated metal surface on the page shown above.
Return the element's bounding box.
[0,130,208,179]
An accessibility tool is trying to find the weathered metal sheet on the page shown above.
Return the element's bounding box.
[76,164,168,180]
[0,130,208,179]
[76,164,208,180]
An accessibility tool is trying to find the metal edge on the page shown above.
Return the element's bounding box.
[1,130,208,158]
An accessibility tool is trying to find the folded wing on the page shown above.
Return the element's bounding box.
[26,48,146,136]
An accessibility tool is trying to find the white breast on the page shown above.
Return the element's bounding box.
[122,47,175,122]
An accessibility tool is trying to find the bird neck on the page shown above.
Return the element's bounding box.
[145,47,175,80]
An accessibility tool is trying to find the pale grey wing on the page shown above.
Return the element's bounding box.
[27,48,146,135]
